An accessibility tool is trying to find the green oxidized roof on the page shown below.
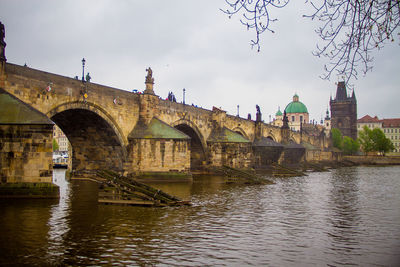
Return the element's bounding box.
[207,127,250,143]
[275,108,282,116]
[301,142,318,150]
[253,137,283,147]
[128,117,190,139]
[285,94,308,114]
[0,88,54,125]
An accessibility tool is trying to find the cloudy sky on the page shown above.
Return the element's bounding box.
[1,0,399,122]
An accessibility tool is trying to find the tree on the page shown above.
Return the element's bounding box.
[52,138,59,152]
[222,0,400,82]
[331,127,360,154]
[358,125,394,154]
[342,135,360,155]
[370,127,395,154]
[331,127,343,149]
[358,125,374,152]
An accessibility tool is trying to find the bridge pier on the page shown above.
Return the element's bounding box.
[253,138,284,167]
[0,89,59,198]
[127,117,192,180]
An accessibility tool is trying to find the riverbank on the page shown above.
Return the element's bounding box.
[342,155,400,166]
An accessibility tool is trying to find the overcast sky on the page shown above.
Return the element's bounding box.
[1,0,399,122]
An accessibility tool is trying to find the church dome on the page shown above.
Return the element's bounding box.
[275,107,282,116]
[285,94,308,114]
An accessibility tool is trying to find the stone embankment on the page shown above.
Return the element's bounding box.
[342,155,400,166]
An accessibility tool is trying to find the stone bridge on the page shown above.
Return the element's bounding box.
[1,62,330,182]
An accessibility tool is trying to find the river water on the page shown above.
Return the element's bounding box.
[0,166,399,266]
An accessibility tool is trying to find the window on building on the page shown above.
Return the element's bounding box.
[292,116,295,122]
[392,129,394,133]
[300,116,303,122]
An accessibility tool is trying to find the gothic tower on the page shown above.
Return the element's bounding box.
[329,81,357,140]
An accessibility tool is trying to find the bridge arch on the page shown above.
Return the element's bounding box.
[47,101,127,174]
[171,119,207,170]
[232,127,249,140]
[266,135,275,141]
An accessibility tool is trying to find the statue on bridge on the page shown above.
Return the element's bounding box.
[0,21,6,62]
[144,67,155,95]
[256,104,262,122]
[145,67,154,84]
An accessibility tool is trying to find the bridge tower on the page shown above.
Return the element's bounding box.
[330,81,357,140]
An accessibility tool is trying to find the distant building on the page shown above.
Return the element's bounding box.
[382,119,400,153]
[285,94,309,131]
[272,107,283,127]
[323,108,331,137]
[357,115,400,153]
[330,82,357,140]
[272,94,309,132]
[53,125,69,152]
[357,115,382,132]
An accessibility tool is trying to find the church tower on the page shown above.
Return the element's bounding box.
[329,82,357,140]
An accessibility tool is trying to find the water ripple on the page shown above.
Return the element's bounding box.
[1,167,400,266]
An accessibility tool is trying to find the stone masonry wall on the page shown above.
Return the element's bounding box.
[0,124,53,183]
[129,139,190,173]
[279,147,306,165]
[207,142,253,169]
[253,146,284,167]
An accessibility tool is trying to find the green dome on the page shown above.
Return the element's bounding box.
[285,94,308,114]
[285,101,308,113]
[276,109,282,116]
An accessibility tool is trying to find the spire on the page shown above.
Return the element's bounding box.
[335,81,347,101]
[275,106,282,116]
[325,107,330,120]
[351,89,356,101]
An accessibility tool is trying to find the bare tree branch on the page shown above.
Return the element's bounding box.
[305,0,400,83]
[222,0,400,83]
[221,0,290,51]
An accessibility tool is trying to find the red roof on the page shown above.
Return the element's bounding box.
[357,115,380,123]
[382,118,400,128]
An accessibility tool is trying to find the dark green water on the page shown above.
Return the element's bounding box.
[1,166,399,266]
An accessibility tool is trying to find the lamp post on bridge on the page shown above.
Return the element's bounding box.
[237,105,239,117]
[81,58,86,82]
[183,88,186,105]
